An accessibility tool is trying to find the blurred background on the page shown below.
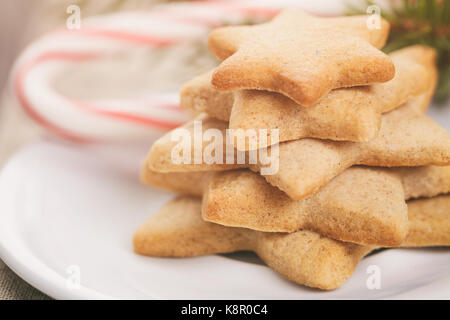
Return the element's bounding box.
[0,0,448,299]
[0,0,202,164]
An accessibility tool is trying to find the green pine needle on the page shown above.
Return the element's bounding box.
[347,0,450,103]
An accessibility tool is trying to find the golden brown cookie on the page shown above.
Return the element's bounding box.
[209,9,394,106]
[202,166,450,245]
[147,98,450,201]
[134,195,450,290]
[402,195,450,247]
[181,46,437,149]
[141,158,211,197]
[141,162,450,246]
[147,114,247,173]
[203,168,407,246]
[262,97,450,200]
[142,164,450,201]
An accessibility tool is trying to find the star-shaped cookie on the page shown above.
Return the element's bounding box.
[141,164,450,246]
[148,96,450,200]
[181,46,436,149]
[209,9,395,106]
[134,195,450,290]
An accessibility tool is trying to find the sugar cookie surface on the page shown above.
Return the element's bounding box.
[209,10,394,106]
[181,46,437,149]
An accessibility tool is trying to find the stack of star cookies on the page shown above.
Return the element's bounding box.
[134,10,450,290]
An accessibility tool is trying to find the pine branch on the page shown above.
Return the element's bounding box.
[347,0,450,103]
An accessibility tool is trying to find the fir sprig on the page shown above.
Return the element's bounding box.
[347,0,450,103]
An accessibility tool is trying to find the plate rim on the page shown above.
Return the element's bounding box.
[0,142,115,300]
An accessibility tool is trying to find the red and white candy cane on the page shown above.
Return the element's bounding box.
[10,0,340,142]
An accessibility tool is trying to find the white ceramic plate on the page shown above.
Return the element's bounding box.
[0,102,450,300]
